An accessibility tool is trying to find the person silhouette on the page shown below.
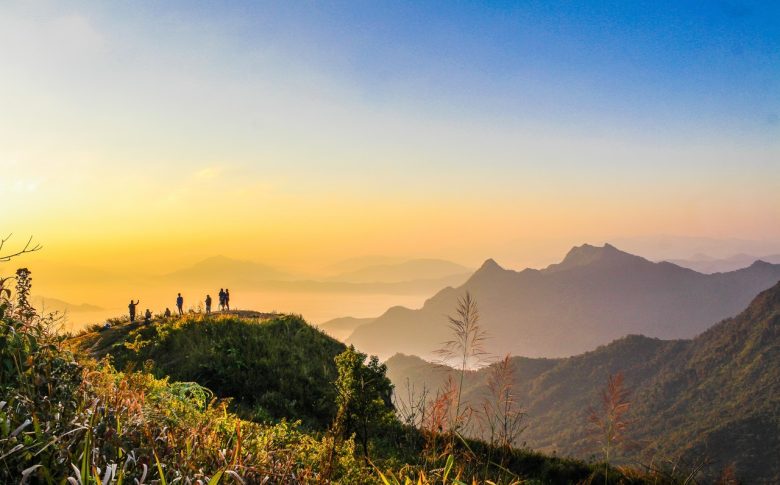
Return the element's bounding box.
[176,293,184,316]
[164,307,172,318]
[218,288,226,311]
[224,289,230,311]
[205,294,212,315]
[128,299,140,322]
[144,309,152,324]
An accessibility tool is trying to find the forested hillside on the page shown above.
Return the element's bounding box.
[387,281,780,483]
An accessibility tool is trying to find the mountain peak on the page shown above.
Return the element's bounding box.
[544,243,640,273]
[478,258,503,272]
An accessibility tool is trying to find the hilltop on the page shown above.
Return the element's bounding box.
[70,312,347,428]
[348,243,780,359]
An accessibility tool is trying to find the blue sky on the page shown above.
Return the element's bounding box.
[127,0,780,137]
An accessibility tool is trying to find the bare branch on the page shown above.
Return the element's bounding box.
[0,235,42,262]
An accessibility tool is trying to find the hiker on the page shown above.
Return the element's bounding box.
[144,309,152,325]
[205,294,212,314]
[218,288,226,311]
[176,293,184,316]
[164,307,172,318]
[128,299,140,322]
[224,289,230,311]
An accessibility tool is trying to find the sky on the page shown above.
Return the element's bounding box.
[1,1,779,297]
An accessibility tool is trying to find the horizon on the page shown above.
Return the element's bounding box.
[12,237,780,330]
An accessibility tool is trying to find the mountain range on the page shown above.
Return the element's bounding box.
[317,316,375,341]
[665,253,780,274]
[325,258,471,283]
[347,243,780,359]
[31,295,104,313]
[386,281,780,483]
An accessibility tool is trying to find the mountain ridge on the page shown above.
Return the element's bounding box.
[348,243,780,359]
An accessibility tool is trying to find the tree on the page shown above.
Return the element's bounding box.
[333,345,395,459]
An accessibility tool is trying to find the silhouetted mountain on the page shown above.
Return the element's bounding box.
[162,255,292,285]
[666,253,780,273]
[317,316,374,341]
[326,255,405,273]
[31,295,104,313]
[327,258,471,284]
[348,244,780,359]
[387,282,780,482]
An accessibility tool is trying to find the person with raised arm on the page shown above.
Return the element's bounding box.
[128,299,140,323]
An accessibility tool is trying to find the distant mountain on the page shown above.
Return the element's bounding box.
[348,243,780,360]
[317,316,374,341]
[666,253,780,274]
[386,281,780,483]
[326,255,406,273]
[31,295,104,313]
[327,258,472,284]
[162,256,292,285]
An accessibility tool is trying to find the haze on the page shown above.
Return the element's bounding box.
[2,1,778,327]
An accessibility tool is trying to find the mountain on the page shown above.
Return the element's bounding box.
[161,255,292,285]
[387,281,780,483]
[326,255,406,273]
[327,258,472,284]
[318,316,374,341]
[666,253,780,274]
[31,295,104,313]
[348,243,780,360]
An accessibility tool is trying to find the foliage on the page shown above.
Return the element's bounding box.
[1,301,367,483]
[333,346,396,458]
[14,268,37,323]
[70,313,348,429]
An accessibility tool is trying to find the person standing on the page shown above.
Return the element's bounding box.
[205,294,212,315]
[128,299,140,322]
[144,309,152,325]
[176,293,184,316]
[218,288,226,311]
[224,289,230,311]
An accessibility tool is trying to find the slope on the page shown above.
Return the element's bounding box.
[387,281,780,483]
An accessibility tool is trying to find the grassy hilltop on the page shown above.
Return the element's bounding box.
[70,312,347,428]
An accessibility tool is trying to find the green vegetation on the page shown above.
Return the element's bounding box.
[70,313,347,429]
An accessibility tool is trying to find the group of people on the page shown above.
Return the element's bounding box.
[202,288,231,314]
[127,288,231,323]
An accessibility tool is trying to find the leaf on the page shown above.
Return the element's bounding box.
[153,449,167,485]
[443,454,454,482]
[208,470,224,485]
